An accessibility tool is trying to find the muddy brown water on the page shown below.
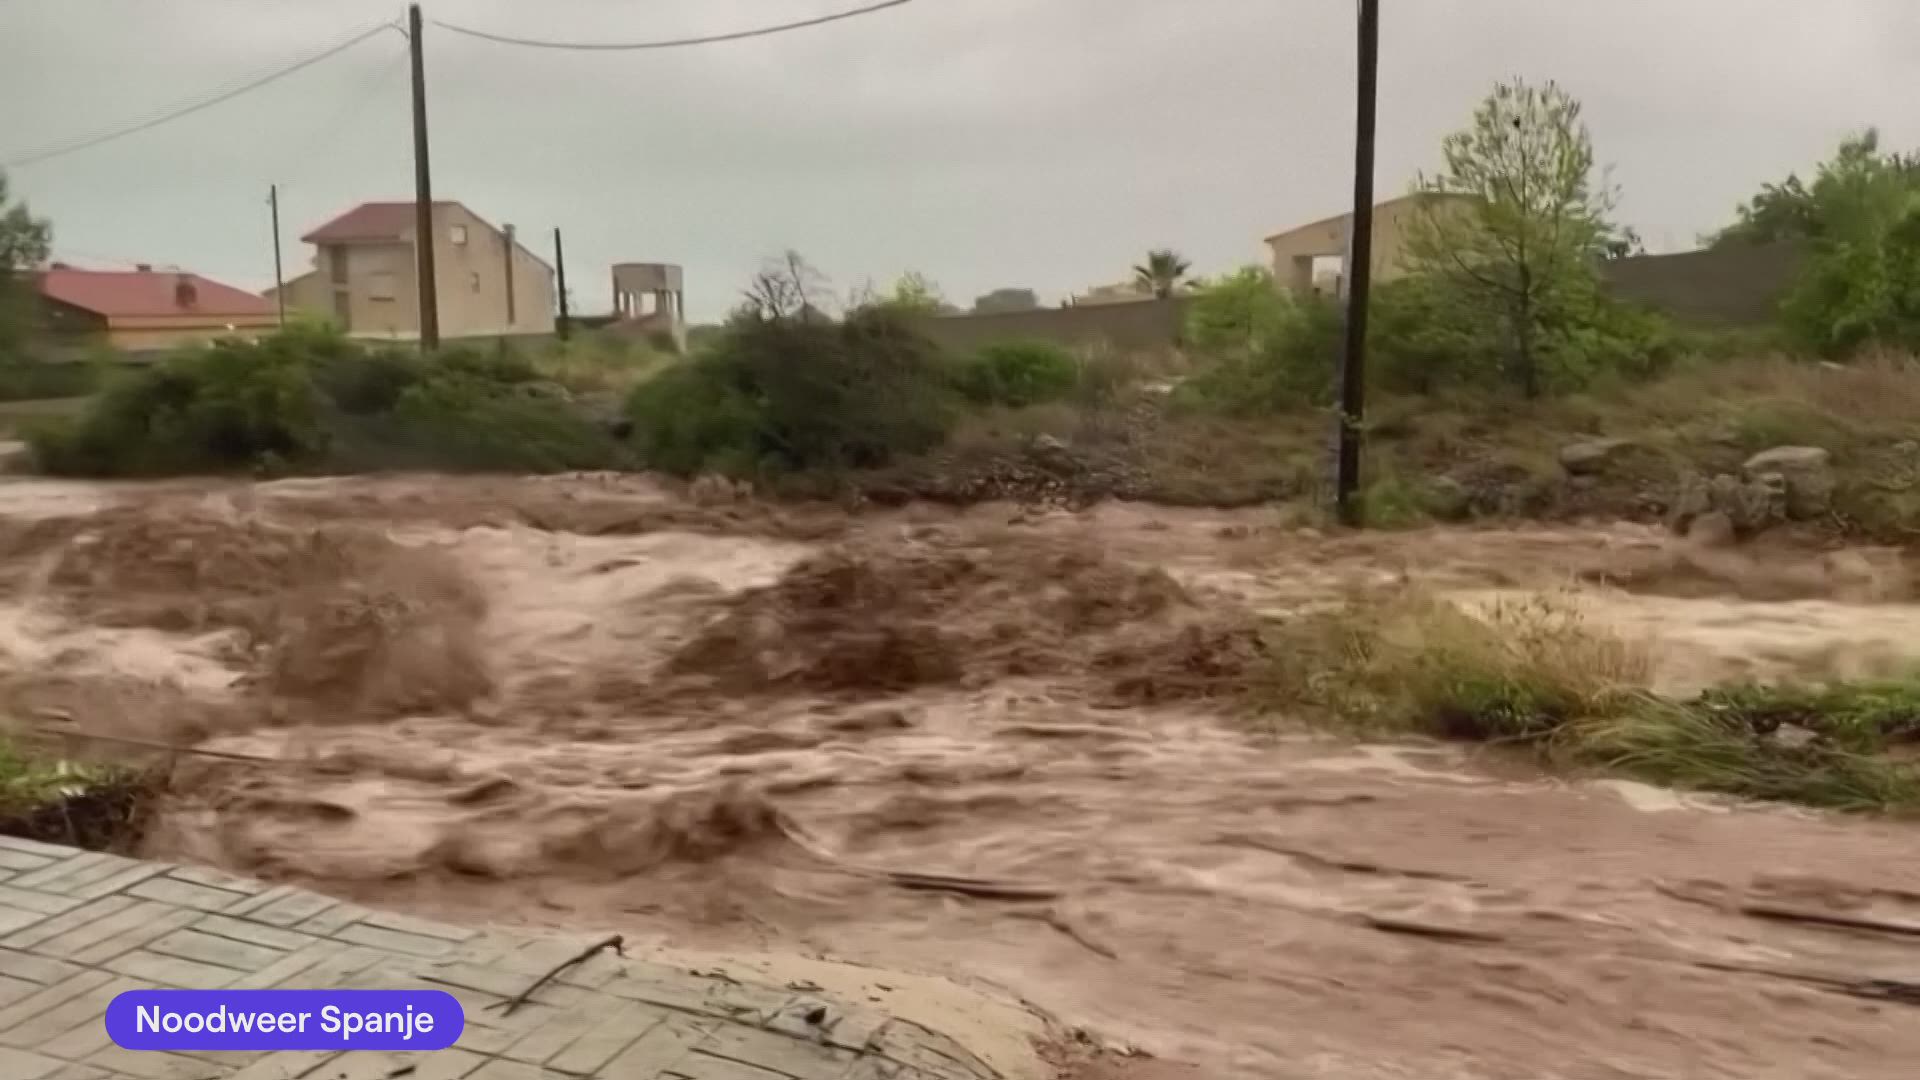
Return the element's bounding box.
[4,472,1920,1079]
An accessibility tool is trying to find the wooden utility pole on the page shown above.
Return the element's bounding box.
[553,227,571,340]
[502,224,518,328]
[269,184,286,327]
[1335,0,1380,527]
[408,2,440,350]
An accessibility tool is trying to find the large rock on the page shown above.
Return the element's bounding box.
[1667,471,1787,537]
[1558,437,1638,476]
[1742,445,1834,520]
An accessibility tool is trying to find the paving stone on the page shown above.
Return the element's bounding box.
[399,1047,492,1080]
[501,992,630,1065]
[44,1064,113,1080]
[64,863,170,902]
[282,944,391,990]
[3,895,138,950]
[696,1022,855,1077]
[422,961,535,998]
[126,876,254,912]
[104,947,243,989]
[1,975,145,1051]
[465,1059,573,1080]
[35,900,194,962]
[11,853,129,894]
[227,886,335,928]
[228,940,353,990]
[69,902,204,966]
[546,1001,669,1075]
[162,865,267,896]
[606,966,793,1023]
[36,1003,118,1062]
[0,903,46,935]
[674,1050,794,1080]
[173,1050,267,1072]
[0,836,77,859]
[147,927,285,971]
[601,1014,718,1078]
[294,902,370,937]
[223,1050,338,1080]
[767,1001,889,1054]
[0,968,115,1034]
[85,1046,230,1079]
[358,909,477,942]
[869,1022,993,1080]
[0,849,56,873]
[0,883,87,916]
[192,913,323,953]
[332,921,460,958]
[0,948,84,985]
[0,1046,65,1079]
[0,972,42,1007]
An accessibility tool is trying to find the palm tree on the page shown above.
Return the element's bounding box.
[1132,249,1192,298]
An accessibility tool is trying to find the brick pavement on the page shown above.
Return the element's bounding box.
[0,837,1006,1080]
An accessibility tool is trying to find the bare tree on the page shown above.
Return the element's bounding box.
[739,250,833,322]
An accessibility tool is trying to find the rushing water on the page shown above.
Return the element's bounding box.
[3,473,1919,1079]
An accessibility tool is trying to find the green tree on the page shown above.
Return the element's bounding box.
[1711,130,1920,249]
[1132,249,1191,298]
[1772,130,1920,355]
[0,169,53,360]
[882,271,950,314]
[1405,78,1617,397]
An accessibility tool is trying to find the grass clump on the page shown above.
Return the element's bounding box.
[0,736,149,851]
[1263,589,1920,811]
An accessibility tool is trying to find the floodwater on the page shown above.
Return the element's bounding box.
[3,472,1920,1079]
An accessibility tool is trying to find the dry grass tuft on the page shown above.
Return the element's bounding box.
[1259,587,1920,811]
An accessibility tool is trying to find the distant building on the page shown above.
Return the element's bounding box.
[38,264,278,350]
[607,262,688,352]
[268,200,555,340]
[971,287,1039,314]
[1263,192,1477,296]
[1070,280,1154,307]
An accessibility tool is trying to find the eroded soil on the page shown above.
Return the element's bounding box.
[4,472,1920,1079]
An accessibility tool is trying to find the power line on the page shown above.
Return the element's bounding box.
[1,20,402,170]
[271,37,409,187]
[432,0,916,52]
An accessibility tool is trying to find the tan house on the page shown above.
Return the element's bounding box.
[1264,192,1477,296]
[38,264,280,351]
[269,201,555,340]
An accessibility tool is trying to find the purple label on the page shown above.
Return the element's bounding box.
[106,989,464,1051]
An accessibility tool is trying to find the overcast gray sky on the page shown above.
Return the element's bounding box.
[2,0,1913,320]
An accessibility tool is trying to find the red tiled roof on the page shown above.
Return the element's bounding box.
[38,267,275,319]
[302,201,458,243]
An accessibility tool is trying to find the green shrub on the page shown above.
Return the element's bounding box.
[26,326,622,477]
[0,357,104,403]
[30,338,326,475]
[954,340,1078,407]
[1185,266,1297,355]
[626,308,955,477]
[1175,293,1343,413]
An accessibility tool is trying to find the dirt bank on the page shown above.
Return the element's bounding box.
[4,473,1920,1078]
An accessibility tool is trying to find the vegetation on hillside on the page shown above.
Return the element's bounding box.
[1246,589,1920,811]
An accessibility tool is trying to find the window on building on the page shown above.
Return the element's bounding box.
[367,271,397,301]
[450,224,468,246]
[470,271,482,293]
